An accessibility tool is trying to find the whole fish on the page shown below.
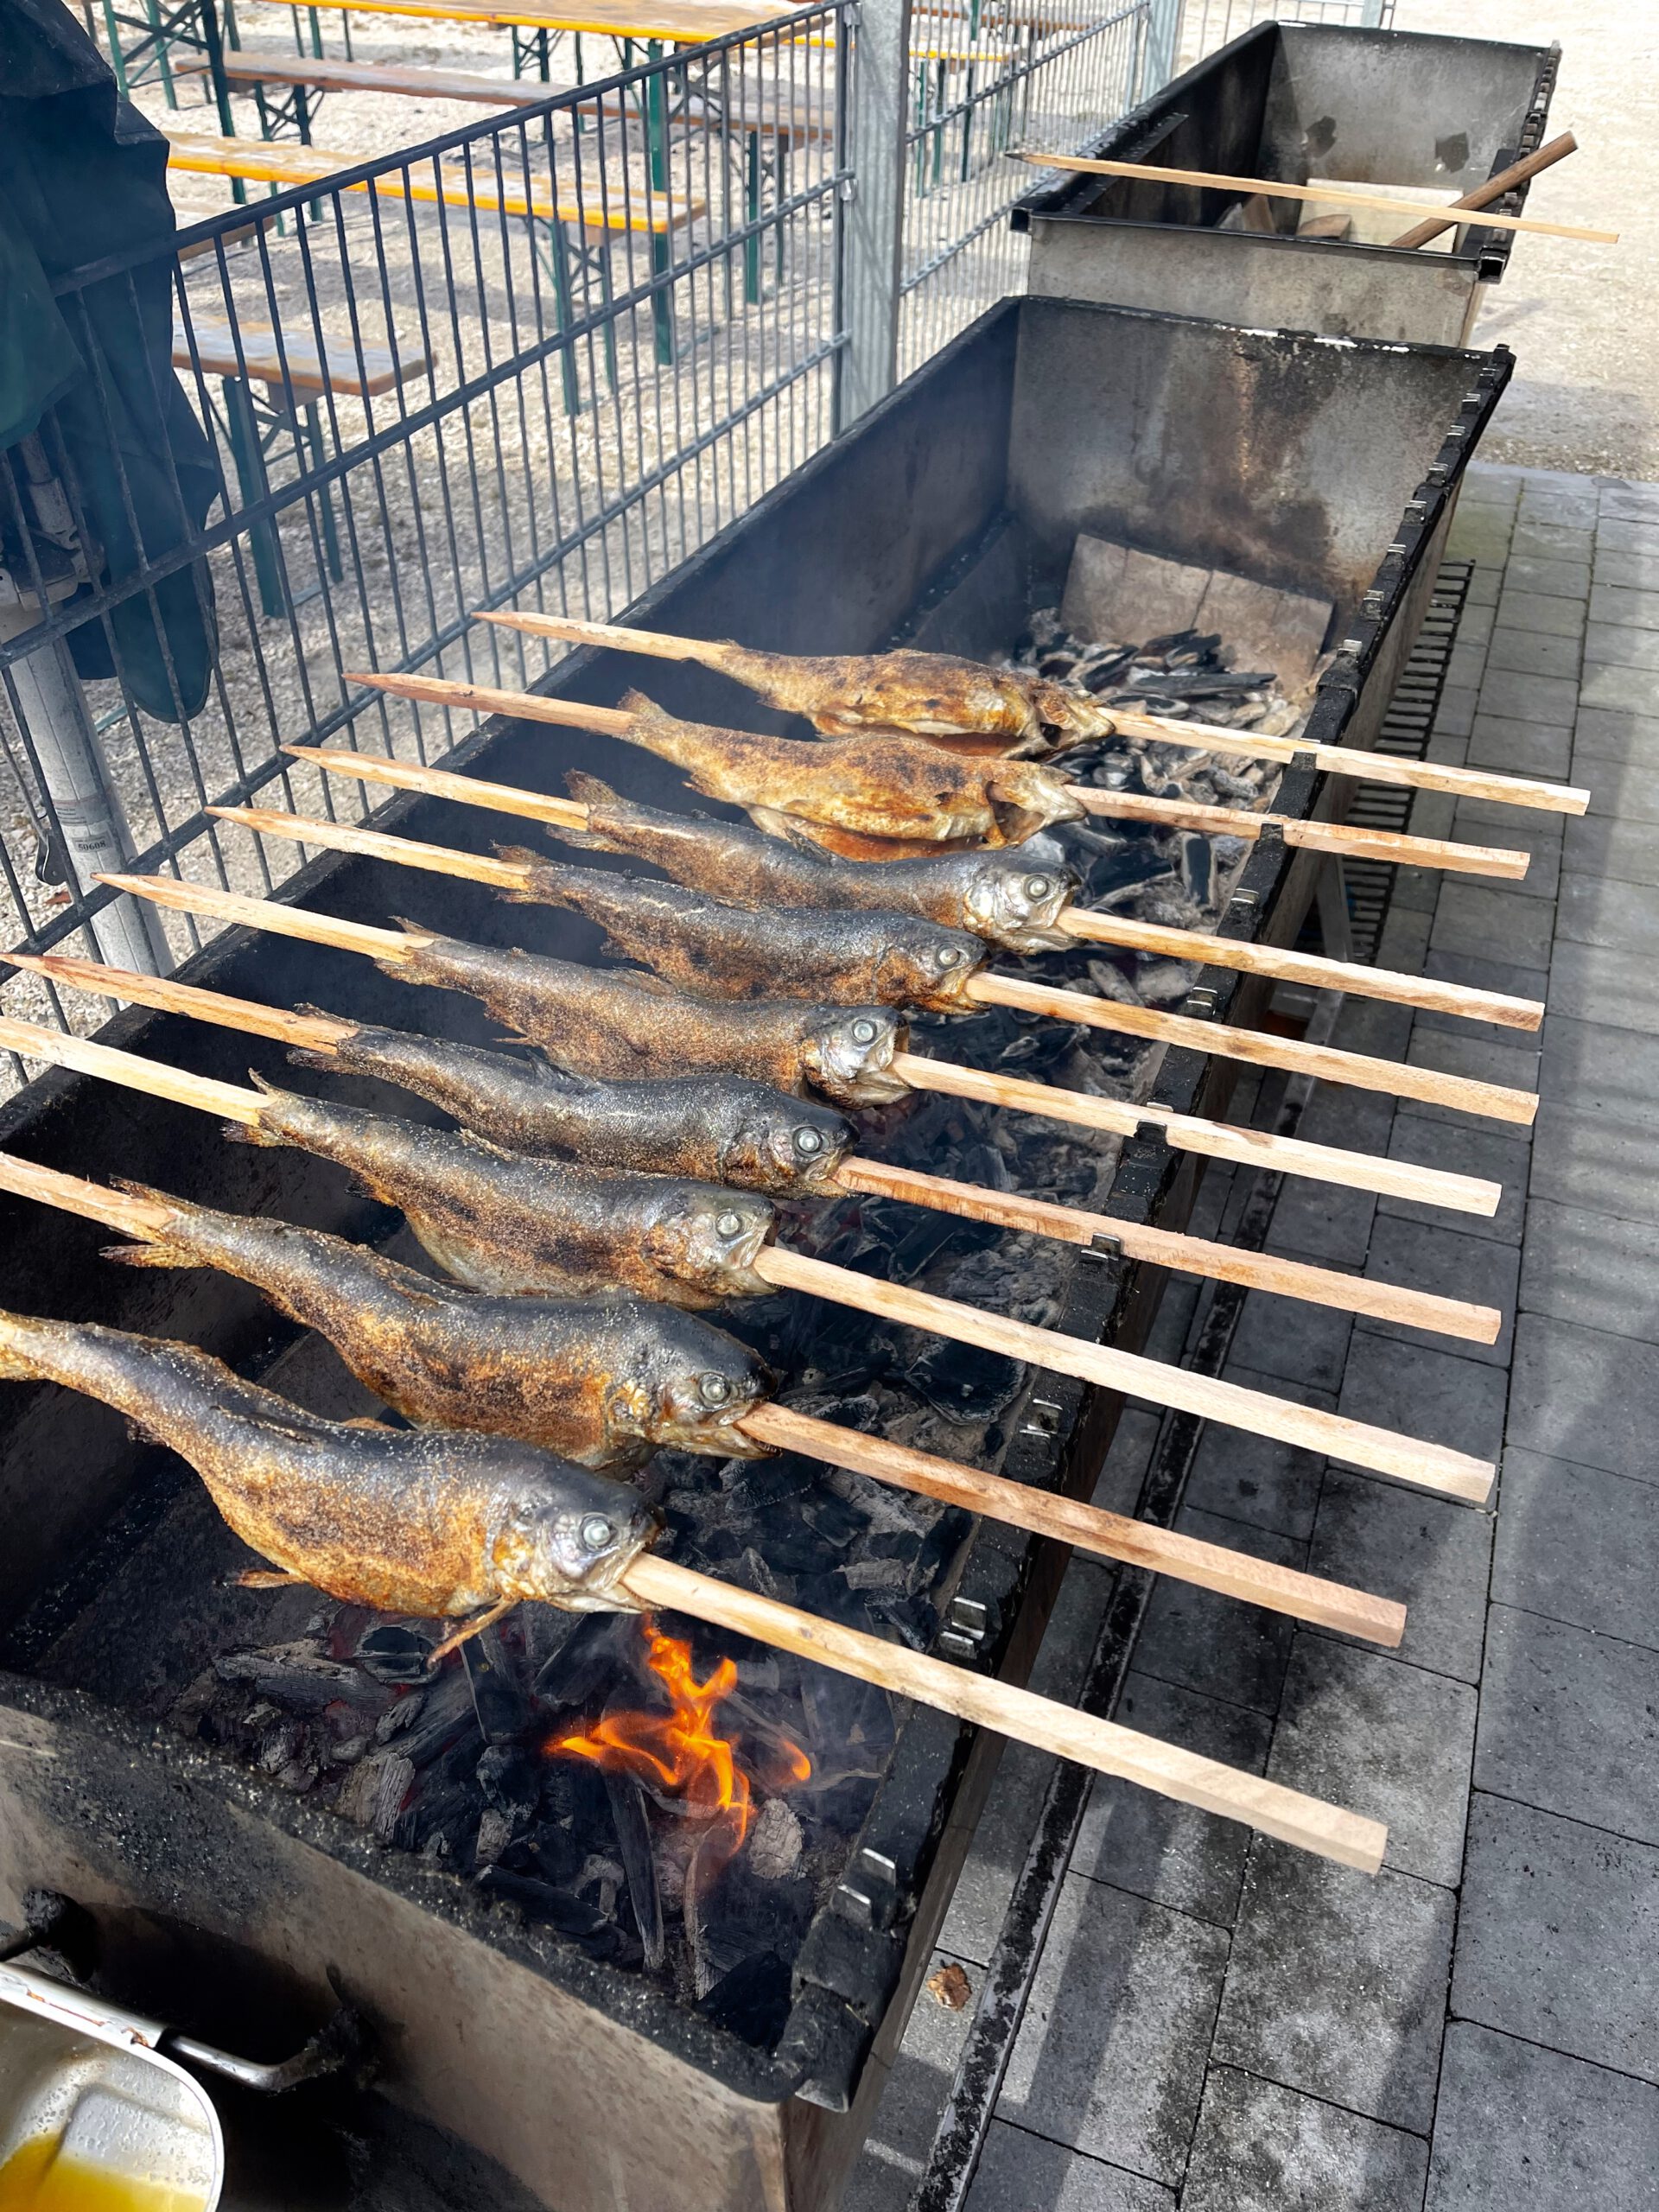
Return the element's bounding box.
[608,640,1100,754]
[495,854,986,1012]
[0,1311,655,1618]
[607,690,1084,848]
[374,926,910,1107]
[289,1018,855,1194]
[234,1079,776,1308]
[102,1186,773,1469]
[556,775,1081,953]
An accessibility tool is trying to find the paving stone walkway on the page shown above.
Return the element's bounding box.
[846,461,1659,2212]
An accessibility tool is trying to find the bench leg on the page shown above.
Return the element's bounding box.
[645,50,675,365]
[744,129,761,307]
[303,401,343,588]
[219,377,287,619]
[548,223,584,416]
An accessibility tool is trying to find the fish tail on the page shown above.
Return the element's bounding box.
[616,690,693,766]
[493,846,569,908]
[0,1308,70,1384]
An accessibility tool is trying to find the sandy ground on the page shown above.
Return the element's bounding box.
[1396,0,1659,478]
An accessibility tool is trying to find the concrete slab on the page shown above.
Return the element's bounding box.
[1562,810,1659,882]
[1331,994,1416,1063]
[1573,755,1659,823]
[1133,1509,1307,1715]
[1378,1112,1530,1246]
[1572,702,1659,764]
[1593,518,1659,555]
[1594,547,1659,590]
[1212,1839,1454,2129]
[963,2125,1175,2212]
[1466,713,1574,779]
[1336,1331,1509,1477]
[1072,1671,1271,1928]
[1543,938,1659,1036]
[1268,1637,1476,1886]
[1433,684,1478,738]
[1539,1013,1659,1125]
[1485,627,1582,680]
[1477,1605,1659,1845]
[1558,867,1659,950]
[1228,1294,1355,1395]
[1263,1176,1377,1272]
[1414,949,1549,1038]
[1308,1467,1491,1684]
[1510,1313,1659,1486]
[1430,880,1556,969]
[1358,1214,1517,1368]
[1520,1194,1659,1344]
[1491,1447,1659,1649]
[996,1872,1229,2185]
[1427,2024,1659,2212]
[1581,662,1659,716]
[1495,587,1587,638]
[1586,622,1659,671]
[1452,1795,1659,2079]
[1484,555,1589,602]
[1182,1380,1331,1541]
[1402,1027,1541,1132]
[1590,581,1659,629]
[842,1945,982,2212]
[1185,2068,1428,2212]
[1510,521,1595,562]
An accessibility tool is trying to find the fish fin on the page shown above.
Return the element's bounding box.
[285,1045,336,1076]
[615,967,672,997]
[233,1567,309,1590]
[100,1240,186,1271]
[564,770,624,808]
[492,843,569,906]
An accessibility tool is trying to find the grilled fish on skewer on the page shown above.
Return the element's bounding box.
[556,775,1081,950]
[0,1311,655,1618]
[498,854,987,1009]
[228,1080,776,1308]
[0,1156,770,1469]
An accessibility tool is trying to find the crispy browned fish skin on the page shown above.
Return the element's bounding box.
[0,1311,655,1617]
[233,1080,776,1309]
[684,641,1099,754]
[556,775,1080,953]
[375,928,910,1108]
[497,855,984,1012]
[611,690,1083,847]
[104,1191,772,1469]
[289,1018,854,1194]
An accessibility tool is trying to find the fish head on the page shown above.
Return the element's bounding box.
[1025,678,1109,745]
[495,1464,659,1612]
[988,760,1088,836]
[725,1090,855,1195]
[641,1184,777,1300]
[960,849,1081,952]
[803,1007,910,1107]
[873,921,986,1012]
[645,1330,777,1456]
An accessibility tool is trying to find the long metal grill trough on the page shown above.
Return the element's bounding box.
[0,296,1506,2211]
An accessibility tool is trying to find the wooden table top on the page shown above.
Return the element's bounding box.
[238,0,798,42]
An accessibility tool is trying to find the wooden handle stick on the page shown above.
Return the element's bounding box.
[620,1551,1388,1870]
[0,1141,1404,1647]
[283,747,1545,1025]
[1075,786,1530,880]
[334,668,1562,860]
[1390,130,1578,251]
[1056,909,1542,1032]
[893,1052,1501,1217]
[215,804,1538,1126]
[760,1245,1493,1501]
[0,1014,1490,1497]
[16,953,1499,1345]
[88,876,1503,1217]
[1013,149,1618,244]
[741,1402,1403,1642]
[967,973,1537,1127]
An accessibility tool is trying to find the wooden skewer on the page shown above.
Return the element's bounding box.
[0,1147,1405,1645]
[756,1245,1494,1502]
[330,671,1539,880]
[741,1403,1404,1641]
[12,951,1501,1347]
[1013,149,1619,244]
[86,874,1505,1218]
[0,1012,1491,1497]
[280,747,1547,1027]
[215,804,1538,1127]
[622,1552,1386,1870]
[475,611,1588,819]
[1075,786,1531,880]
[1389,130,1578,251]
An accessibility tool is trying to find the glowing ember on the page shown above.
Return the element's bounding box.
[550,1618,810,1870]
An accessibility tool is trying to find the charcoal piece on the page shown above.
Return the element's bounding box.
[905,1334,1027,1422]
[603,1771,664,1972]
[747,1510,841,1581]
[477,1866,641,1966]
[535,1611,641,1711]
[397,1668,481,1770]
[887,1207,999,1276]
[1084,845,1180,903]
[477,1744,539,1815]
[723,1455,818,1515]
[214,1643,397,1718]
[803,1663,894,1781]
[995,1020,1091,1077]
[864,1592,938,1651]
[697,1950,793,2048]
[747,1798,804,1880]
[1037,653,1078,680]
[799,1489,866,1551]
[464,1622,536,1744]
[354,1624,435,1685]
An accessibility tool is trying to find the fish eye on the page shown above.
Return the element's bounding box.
[715,1211,744,1238]
[699,1373,732,1405]
[579,1514,614,1550]
[794,1126,824,1155]
[850,1018,878,1044]
[935,946,964,968]
[1026,875,1052,900]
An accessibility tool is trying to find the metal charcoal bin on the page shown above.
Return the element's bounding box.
[1014,23,1558,346]
[0,299,1505,2212]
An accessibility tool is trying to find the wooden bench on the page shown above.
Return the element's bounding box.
[170,312,433,617]
[180,50,547,141]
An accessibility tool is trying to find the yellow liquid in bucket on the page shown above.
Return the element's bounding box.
[0,2134,206,2212]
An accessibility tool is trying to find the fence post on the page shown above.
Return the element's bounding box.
[0,605,169,976]
[834,0,913,433]
[1139,0,1182,97]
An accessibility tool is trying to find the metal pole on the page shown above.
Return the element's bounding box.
[0,601,169,976]
[1139,0,1182,98]
[834,0,913,432]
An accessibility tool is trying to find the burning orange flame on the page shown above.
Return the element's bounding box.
[550,1618,810,1867]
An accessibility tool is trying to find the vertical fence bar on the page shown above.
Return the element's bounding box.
[836,0,913,430]
[1140,0,1183,94]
